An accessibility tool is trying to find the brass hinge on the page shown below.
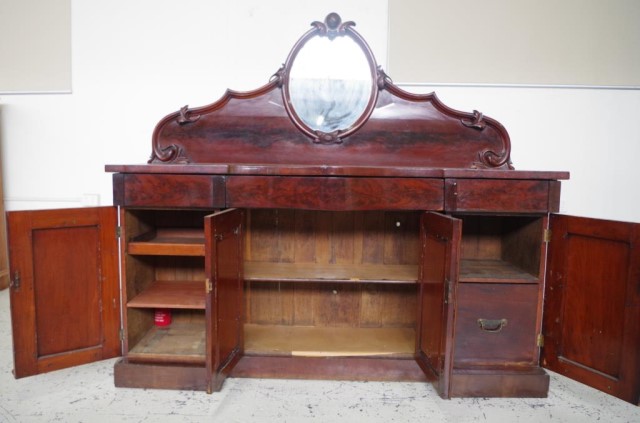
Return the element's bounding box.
[544,229,551,243]
[537,333,545,347]
[10,272,20,290]
[444,278,452,304]
[205,278,213,294]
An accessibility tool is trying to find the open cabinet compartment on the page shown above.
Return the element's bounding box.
[242,209,420,360]
[458,215,545,283]
[115,209,216,390]
[451,214,549,397]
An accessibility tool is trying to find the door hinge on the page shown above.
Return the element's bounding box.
[10,271,20,290]
[205,278,213,294]
[537,333,545,347]
[116,226,121,238]
[444,278,452,304]
[544,229,551,243]
[119,328,125,341]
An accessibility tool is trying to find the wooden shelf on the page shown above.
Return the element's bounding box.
[127,281,206,309]
[128,322,206,365]
[460,259,538,283]
[244,324,415,358]
[244,262,418,284]
[128,228,205,256]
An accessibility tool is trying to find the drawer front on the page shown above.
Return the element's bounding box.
[115,174,226,208]
[453,283,540,366]
[445,179,559,213]
[226,176,443,211]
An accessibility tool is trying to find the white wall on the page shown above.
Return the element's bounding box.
[1,1,639,223]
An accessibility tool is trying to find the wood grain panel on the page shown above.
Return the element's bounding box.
[454,283,540,366]
[244,210,420,329]
[245,210,420,265]
[227,176,443,210]
[446,179,552,213]
[7,207,120,378]
[459,216,544,280]
[122,174,225,208]
[244,324,414,357]
[245,281,416,328]
[231,355,431,382]
[544,215,640,404]
[114,359,208,391]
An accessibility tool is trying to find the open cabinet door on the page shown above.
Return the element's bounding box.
[7,207,121,378]
[205,208,245,392]
[415,212,462,399]
[543,215,640,404]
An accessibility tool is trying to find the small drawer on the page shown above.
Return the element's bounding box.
[453,283,540,366]
[114,174,226,208]
[226,176,443,211]
[445,179,559,213]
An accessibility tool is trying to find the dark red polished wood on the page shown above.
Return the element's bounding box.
[415,212,461,399]
[205,209,245,392]
[543,215,640,404]
[7,208,121,378]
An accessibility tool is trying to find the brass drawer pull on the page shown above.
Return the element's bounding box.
[477,318,508,333]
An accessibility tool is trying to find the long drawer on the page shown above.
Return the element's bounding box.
[226,176,443,211]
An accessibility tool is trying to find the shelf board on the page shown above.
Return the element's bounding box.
[460,259,538,283]
[244,324,415,358]
[128,228,205,256]
[127,281,205,309]
[244,262,418,284]
[127,322,206,365]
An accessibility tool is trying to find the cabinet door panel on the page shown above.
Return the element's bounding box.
[543,215,640,404]
[205,208,245,392]
[7,207,121,377]
[416,212,461,398]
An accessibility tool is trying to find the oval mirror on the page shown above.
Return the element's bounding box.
[283,13,378,144]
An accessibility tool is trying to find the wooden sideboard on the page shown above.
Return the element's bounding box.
[6,13,640,404]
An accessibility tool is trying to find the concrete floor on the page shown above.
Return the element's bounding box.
[1,289,638,423]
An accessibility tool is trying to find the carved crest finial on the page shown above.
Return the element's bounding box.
[311,13,355,39]
[325,12,341,30]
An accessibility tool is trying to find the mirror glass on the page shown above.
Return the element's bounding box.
[288,36,373,134]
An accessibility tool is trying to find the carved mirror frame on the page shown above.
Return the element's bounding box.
[281,13,379,144]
